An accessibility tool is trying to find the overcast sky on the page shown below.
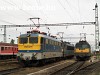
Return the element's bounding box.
[0,0,100,50]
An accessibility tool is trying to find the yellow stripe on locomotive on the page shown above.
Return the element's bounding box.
[74,48,90,53]
[18,36,41,50]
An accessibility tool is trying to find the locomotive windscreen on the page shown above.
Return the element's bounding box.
[29,37,38,43]
[75,41,90,50]
[19,37,28,44]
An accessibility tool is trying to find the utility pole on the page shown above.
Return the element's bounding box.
[4,25,6,43]
[93,3,99,51]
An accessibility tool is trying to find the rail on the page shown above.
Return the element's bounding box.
[0,67,24,75]
[51,61,85,75]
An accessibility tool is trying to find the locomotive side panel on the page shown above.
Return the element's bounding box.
[62,42,74,58]
[41,37,62,58]
[17,33,63,66]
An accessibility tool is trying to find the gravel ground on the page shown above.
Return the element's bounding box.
[89,67,100,75]
[8,60,75,75]
[86,62,100,75]
[0,63,20,71]
[73,57,100,75]
[1,56,99,75]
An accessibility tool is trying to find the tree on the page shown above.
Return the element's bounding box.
[10,39,15,44]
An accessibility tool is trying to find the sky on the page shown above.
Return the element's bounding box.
[0,0,100,51]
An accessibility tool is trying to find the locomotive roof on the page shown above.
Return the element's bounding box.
[0,42,17,46]
[75,40,90,46]
[79,40,89,44]
[63,41,74,47]
[20,33,61,42]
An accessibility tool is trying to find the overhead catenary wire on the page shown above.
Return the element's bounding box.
[65,0,81,22]
[0,0,36,27]
[35,0,52,34]
[0,11,22,21]
[1,0,31,23]
[35,1,49,31]
[57,0,74,22]
[65,0,77,16]
[64,0,79,29]
[0,0,30,40]
[0,0,21,25]
[24,0,48,24]
[78,0,81,22]
[3,0,15,6]
[35,0,49,23]
[1,0,34,31]
[77,0,84,33]
[0,19,16,25]
[65,0,79,12]
[23,0,48,31]
[2,0,34,17]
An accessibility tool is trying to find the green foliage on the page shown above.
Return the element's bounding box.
[10,39,15,44]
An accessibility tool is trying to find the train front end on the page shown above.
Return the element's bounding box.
[74,41,91,60]
[17,32,42,66]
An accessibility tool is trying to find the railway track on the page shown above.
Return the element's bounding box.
[0,59,18,66]
[0,59,17,62]
[26,61,77,75]
[73,61,100,75]
[51,60,100,75]
[51,61,85,75]
[0,67,24,75]
[0,60,73,75]
[0,60,98,75]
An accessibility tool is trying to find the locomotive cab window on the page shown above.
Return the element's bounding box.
[82,44,90,48]
[19,37,28,44]
[29,37,38,43]
[75,43,90,50]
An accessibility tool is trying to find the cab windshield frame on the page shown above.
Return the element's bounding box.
[19,37,28,44]
[29,37,38,44]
